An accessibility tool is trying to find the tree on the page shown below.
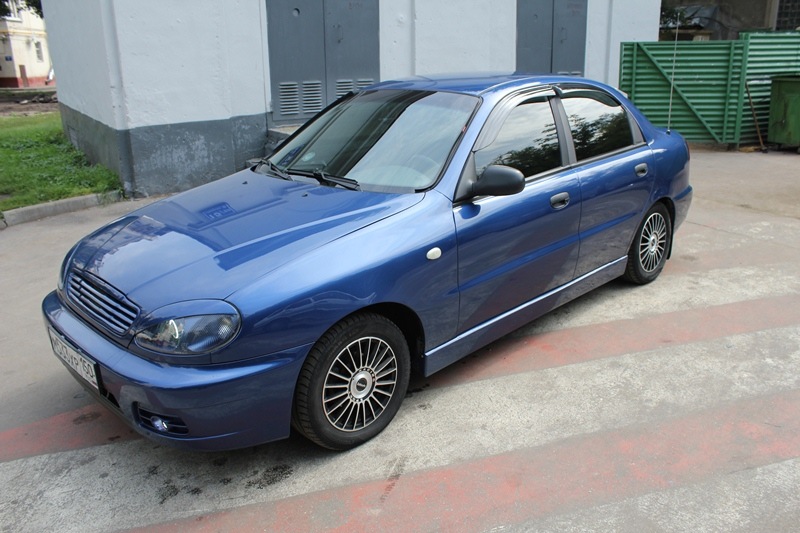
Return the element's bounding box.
[1,0,44,19]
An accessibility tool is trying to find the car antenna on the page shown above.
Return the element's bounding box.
[666,13,681,134]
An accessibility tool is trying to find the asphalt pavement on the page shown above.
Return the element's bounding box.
[1,147,799,532]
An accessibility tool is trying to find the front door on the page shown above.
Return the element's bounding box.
[454,95,581,333]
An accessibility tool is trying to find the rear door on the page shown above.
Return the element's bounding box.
[454,93,581,333]
[557,88,656,276]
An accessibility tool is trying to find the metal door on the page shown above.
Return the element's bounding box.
[324,1,379,100]
[267,0,379,125]
[516,0,554,73]
[551,0,587,75]
[267,0,326,124]
[516,0,587,75]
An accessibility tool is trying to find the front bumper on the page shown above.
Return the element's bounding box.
[43,291,311,451]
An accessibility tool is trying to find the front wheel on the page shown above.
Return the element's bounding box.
[292,313,410,450]
[623,203,672,284]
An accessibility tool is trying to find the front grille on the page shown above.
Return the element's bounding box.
[67,271,139,335]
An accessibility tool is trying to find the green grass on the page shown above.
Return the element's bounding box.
[0,112,120,213]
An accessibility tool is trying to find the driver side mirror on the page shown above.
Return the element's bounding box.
[471,165,525,198]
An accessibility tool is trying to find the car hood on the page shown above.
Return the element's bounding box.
[69,169,423,309]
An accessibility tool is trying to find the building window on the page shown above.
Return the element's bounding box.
[4,0,21,19]
[35,41,43,62]
[777,0,800,30]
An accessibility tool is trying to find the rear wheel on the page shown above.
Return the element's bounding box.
[293,313,410,450]
[623,203,672,284]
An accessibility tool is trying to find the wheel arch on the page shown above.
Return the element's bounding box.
[336,302,426,376]
[655,196,676,259]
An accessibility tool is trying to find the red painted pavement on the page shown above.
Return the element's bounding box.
[1,294,797,462]
[429,293,800,388]
[0,404,138,462]
[137,388,800,532]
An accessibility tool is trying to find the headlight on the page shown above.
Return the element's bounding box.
[135,313,240,355]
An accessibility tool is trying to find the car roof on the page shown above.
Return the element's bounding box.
[368,72,608,97]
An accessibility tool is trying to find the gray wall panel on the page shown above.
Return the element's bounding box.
[59,103,268,197]
[517,0,554,72]
[516,0,587,75]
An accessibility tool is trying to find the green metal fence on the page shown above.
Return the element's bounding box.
[619,32,800,145]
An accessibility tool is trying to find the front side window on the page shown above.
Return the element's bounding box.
[560,90,634,161]
[268,89,478,192]
[474,98,561,178]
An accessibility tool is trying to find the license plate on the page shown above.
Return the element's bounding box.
[49,328,100,390]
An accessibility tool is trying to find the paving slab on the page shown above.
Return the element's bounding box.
[0,148,798,532]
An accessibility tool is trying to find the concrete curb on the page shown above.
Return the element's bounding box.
[0,191,122,229]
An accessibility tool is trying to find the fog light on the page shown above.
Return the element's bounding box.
[137,405,189,435]
[150,416,169,432]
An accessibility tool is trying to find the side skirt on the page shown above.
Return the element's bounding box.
[422,257,627,376]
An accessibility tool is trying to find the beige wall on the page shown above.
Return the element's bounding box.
[0,3,51,87]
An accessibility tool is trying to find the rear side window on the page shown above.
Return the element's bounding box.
[474,98,561,178]
[560,90,634,161]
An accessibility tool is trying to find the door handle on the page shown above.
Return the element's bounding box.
[550,192,570,209]
[635,163,649,177]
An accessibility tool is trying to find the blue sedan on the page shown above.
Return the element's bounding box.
[43,74,692,451]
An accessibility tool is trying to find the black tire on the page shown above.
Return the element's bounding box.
[292,312,410,450]
[623,203,672,285]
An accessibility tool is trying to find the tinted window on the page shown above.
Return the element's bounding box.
[475,98,561,178]
[560,90,634,161]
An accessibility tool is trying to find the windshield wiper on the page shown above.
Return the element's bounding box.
[288,168,361,191]
[314,170,361,191]
[256,158,293,181]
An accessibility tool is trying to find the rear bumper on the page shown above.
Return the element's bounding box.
[43,291,310,451]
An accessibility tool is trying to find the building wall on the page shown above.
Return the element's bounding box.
[42,1,118,127]
[379,0,517,79]
[384,0,658,87]
[44,0,271,196]
[0,3,51,87]
[43,0,658,196]
[584,0,660,86]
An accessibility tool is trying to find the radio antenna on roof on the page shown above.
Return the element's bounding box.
[667,15,680,134]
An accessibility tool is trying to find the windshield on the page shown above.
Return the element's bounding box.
[268,89,478,192]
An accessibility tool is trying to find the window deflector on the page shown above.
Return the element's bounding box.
[472,88,557,152]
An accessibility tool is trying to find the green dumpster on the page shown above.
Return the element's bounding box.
[768,76,800,147]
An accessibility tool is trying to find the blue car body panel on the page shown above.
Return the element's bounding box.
[69,172,424,308]
[44,74,692,450]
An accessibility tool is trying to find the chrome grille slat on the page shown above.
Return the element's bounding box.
[69,280,136,322]
[66,272,139,335]
[71,293,128,331]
